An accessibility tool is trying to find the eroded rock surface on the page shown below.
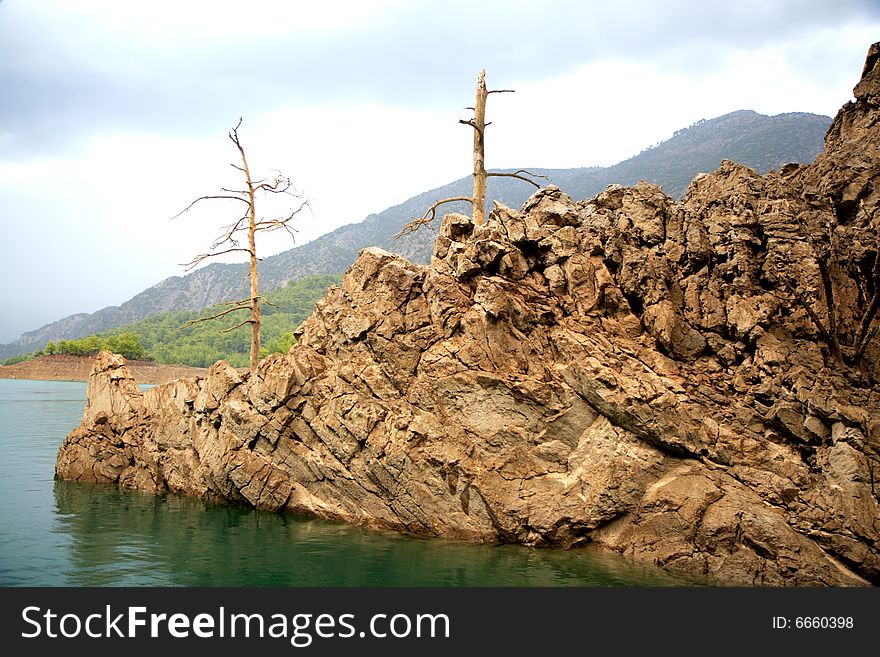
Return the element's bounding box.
[56,44,880,586]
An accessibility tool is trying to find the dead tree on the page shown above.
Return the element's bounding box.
[173,118,308,372]
[398,70,547,236]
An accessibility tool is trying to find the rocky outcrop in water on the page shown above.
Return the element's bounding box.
[56,44,880,586]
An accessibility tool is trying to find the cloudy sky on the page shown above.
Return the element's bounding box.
[1,0,878,343]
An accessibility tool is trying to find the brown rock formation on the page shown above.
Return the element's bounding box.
[56,44,880,586]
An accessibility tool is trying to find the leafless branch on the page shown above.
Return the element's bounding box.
[510,169,550,181]
[254,199,309,238]
[170,194,251,220]
[487,89,515,95]
[487,169,550,189]
[255,198,310,224]
[396,196,474,238]
[182,301,251,328]
[181,247,252,271]
[459,117,488,141]
[255,218,297,231]
[229,117,244,142]
[211,221,248,247]
[254,176,294,194]
[220,319,254,333]
[210,209,249,239]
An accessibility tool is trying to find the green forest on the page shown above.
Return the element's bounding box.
[6,274,340,368]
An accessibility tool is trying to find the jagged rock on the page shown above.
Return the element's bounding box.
[56,44,880,587]
[642,300,707,360]
[81,350,143,423]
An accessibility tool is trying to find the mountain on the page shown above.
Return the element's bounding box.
[1,109,830,360]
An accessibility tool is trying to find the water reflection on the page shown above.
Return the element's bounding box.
[53,481,708,587]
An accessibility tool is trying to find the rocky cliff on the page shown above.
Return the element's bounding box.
[56,44,880,586]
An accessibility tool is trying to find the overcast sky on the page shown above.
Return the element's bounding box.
[1,0,878,343]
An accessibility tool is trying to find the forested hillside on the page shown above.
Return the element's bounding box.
[6,274,340,368]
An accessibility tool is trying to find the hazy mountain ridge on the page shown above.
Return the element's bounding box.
[1,109,830,359]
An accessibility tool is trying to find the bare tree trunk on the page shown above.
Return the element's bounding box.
[224,121,263,373]
[248,220,260,372]
[472,70,488,226]
[236,138,262,373]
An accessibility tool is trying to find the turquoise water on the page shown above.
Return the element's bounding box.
[0,378,707,587]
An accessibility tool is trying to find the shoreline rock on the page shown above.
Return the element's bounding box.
[55,44,880,586]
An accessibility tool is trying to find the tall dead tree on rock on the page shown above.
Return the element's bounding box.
[399,69,546,236]
[173,118,308,372]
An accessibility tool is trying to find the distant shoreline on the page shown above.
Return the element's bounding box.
[0,354,208,386]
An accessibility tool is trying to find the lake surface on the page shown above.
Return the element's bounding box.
[0,378,708,587]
